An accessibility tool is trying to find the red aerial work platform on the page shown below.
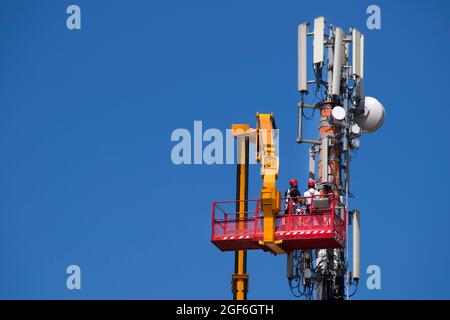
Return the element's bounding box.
[211,195,346,253]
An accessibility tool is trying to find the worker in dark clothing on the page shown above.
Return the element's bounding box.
[284,178,302,214]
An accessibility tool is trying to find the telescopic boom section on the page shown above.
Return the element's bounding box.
[256,114,284,254]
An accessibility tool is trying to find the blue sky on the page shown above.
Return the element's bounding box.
[0,0,449,299]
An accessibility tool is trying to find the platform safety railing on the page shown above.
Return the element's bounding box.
[211,199,261,239]
[212,194,346,242]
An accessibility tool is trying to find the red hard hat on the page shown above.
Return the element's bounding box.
[289,179,298,186]
[308,179,316,188]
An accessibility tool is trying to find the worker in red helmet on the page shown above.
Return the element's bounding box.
[304,179,320,213]
[284,178,302,214]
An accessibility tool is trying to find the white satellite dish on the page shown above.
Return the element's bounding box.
[354,96,385,133]
[331,106,346,121]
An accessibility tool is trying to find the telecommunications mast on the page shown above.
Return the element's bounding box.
[210,16,385,301]
[293,17,385,300]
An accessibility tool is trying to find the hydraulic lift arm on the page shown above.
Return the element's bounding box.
[256,114,285,254]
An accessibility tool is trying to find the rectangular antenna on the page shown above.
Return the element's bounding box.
[321,137,328,183]
[298,23,309,93]
[313,17,325,65]
[352,30,364,103]
[352,210,361,281]
[352,29,364,78]
[360,34,364,78]
[331,27,344,96]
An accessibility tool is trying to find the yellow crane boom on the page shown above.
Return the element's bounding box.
[256,114,284,254]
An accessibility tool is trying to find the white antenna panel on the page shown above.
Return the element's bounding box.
[360,35,364,78]
[313,17,325,65]
[298,23,309,93]
[352,29,364,78]
[331,27,344,96]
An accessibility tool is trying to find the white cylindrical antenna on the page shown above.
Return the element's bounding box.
[358,35,365,100]
[321,136,328,183]
[352,210,360,281]
[331,27,344,96]
[313,17,325,65]
[352,29,365,105]
[352,29,363,78]
[360,35,364,78]
[298,23,309,93]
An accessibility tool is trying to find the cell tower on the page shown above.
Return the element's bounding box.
[210,17,385,300]
[294,17,385,299]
